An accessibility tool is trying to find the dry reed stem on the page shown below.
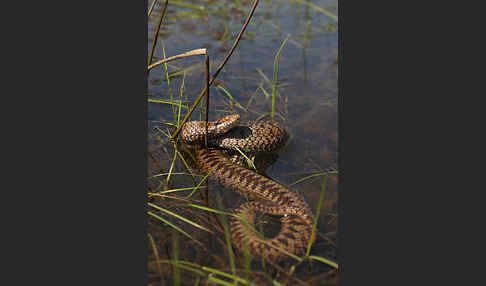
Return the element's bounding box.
[170,0,261,141]
[205,53,210,147]
[148,48,208,71]
[148,0,169,66]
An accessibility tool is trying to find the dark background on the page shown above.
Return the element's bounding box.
[2,0,478,285]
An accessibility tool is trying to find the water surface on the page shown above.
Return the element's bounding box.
[147,0,338,284]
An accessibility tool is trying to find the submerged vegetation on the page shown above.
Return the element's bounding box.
[147,0,338,285]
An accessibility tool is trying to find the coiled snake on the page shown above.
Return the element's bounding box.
[181,114,315,261]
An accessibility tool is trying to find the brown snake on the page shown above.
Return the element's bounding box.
[181,114,315,261]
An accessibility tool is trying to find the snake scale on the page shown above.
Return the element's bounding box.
[181,114,315,261]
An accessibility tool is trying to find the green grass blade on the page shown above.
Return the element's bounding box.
[185,169,213,199]
[154,186,207,195]
[175,151,198,184]
[161,40,170,85]
[147,99,188,109]
[243,231,252,282]
[147,211,194,241]
[202,266,256,286]
[246,87,260,110]
[306,174,328,256]
[259,239,303,262]
[289,172,329,187]
[148,202,214,234]
[256,68,271,86]
[154,126,170,139]
[271,35,290,119]
[168,1,206,11]
[292,0,338,22]
[175,264,204,277]
[148,172,199,179]
[160,40,177,120]
[308,255,339,269]
[187,204,233,216]
[217,85,246,111]
[177,72,186,128]
[166,145,178,184]
[255,112,270,122]
[148,233,163,278]
[230,144,256,170]
[216,197,236,282]
[207,277,234,286]
[164,63,204,81]
[258,83,271,99]
[147,0,158,17]
[149,259,206,276]
[172,233,180,286]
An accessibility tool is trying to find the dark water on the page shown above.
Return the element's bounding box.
[148,0,338,284]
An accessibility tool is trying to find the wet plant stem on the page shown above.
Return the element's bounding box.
[170,0,261,141]
[148,0,168,66]
[147,0,158,17]
[205,54,210,148]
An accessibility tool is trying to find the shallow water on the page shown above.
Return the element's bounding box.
[147,0,338,284]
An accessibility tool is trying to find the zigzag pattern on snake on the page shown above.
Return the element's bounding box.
[181,114,315,261]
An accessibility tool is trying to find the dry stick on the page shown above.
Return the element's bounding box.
[148,49,208,71]
[148,0,169,66]
[205,53,210,148]
[170,0,261,141]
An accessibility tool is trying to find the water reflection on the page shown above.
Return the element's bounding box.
[148,0,338,284]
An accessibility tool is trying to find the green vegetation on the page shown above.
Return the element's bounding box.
[147,0,339,285]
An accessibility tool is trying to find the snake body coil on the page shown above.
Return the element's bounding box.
[181,114,315,261]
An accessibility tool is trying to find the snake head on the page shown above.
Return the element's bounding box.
[214,114,240,134]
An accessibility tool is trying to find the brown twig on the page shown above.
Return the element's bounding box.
[205,53,210,147]
[170,0,261,141]
[148,0,169,66]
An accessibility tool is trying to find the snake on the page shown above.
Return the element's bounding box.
[181,114,315,261]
